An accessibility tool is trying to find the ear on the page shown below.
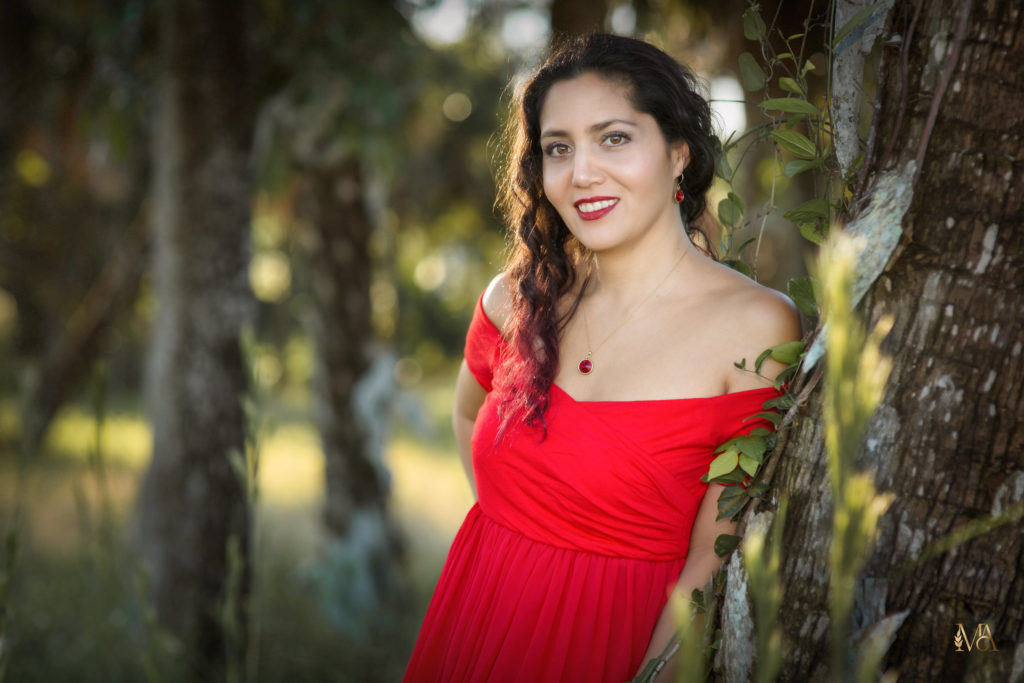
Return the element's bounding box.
[670,140,691,177]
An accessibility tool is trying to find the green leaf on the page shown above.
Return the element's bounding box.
[733,435,767,461]
[801,58,817,75]
[762,393,794,411]
[708,447,739,481]
[759,97,819,116]
[799,220,828,245]
[734,358,748,371]
[746,411,782,427]
[712,465,748,480]
[750,426,773,437]
[779,77,804,95]
[784,198,830,222]
[724,259,753,278]
[776,52,793,61]
[714,533,742,557]
[718,195,743,227]
[770,129,817,159]
[715,568,727,594]
[784,158,821,177]
[754,348,772,373]
[738,452,760,476]
[735,236,757,254]
[788,275,821,316]
[715,151,733,180]
[769,340,806,365]
[717,485,747,520]
[739,52,766,91]
[774,364,798,390]
[717,200,740,228]
[831,1,885,50]
[747,481,770,497]
[743,8,767,40]
[728,191,746,213]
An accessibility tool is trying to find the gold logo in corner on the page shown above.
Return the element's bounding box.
[953,623,999,652]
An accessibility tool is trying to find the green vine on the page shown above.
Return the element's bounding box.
[701,0,886,534]
[678,0,882,672]
[634,3,900,678]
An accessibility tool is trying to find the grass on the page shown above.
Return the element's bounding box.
[0,372,473,683]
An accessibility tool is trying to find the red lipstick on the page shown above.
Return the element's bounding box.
[573,196,619,221]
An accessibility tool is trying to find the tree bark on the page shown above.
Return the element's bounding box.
[137,0,254,678]
[250,0,415,637]
[292,156,405,631]
[721,0,1024,681]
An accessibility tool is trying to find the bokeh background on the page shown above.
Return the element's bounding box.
[0,0,822,680]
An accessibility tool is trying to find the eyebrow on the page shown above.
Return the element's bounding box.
[539,118,637,139]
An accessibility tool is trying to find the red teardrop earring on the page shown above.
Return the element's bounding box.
[674,172,685,203]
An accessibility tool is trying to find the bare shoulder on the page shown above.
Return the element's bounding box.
[725,276,802,343]
[704,264,803,391]
[482,271,513,333]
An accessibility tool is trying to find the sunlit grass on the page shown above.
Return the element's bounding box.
[27,399,470,527]
[387,434,474,597]
[0,371,474,680]
[7,372,472,570]
[45,407,152,467]
[259,424,324,506]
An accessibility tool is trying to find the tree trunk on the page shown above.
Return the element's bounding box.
[251,0,415,640]
[293,157,405,631]
[720,0,1024,681]
[138,0,254,678]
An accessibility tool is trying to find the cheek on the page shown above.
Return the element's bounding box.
[541,164,563,199]
[619,151,665,188]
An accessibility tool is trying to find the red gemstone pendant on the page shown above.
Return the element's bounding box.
[674,189,684,203]
[578,358,593,374]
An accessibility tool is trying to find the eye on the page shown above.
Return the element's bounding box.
[604,132,630,146]
[545,142,571,157]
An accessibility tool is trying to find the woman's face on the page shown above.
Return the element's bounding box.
[538,72,688,255]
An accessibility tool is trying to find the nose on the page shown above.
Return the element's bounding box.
[571,152,601,187]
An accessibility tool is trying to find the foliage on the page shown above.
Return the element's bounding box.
[683,1,910,679]
[818,233,894,683]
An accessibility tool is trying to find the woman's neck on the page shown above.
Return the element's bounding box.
[587,223,697,304]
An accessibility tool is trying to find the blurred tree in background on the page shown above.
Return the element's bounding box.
[0,0,153,458]
[137,0,254,680]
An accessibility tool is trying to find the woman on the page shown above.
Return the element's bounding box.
[404,33,801,682]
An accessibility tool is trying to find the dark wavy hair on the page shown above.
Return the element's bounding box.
[493,33,717,438]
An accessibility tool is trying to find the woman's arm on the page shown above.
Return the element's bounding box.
[454,272,512,497]
[635,483,735,679]
[452,359,487,498]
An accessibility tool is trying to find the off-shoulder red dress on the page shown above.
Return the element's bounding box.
[403,291,779,683]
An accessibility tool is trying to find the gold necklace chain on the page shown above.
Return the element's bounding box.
[578,248,688,375]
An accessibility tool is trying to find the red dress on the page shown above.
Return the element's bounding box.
[404,291,779,683]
